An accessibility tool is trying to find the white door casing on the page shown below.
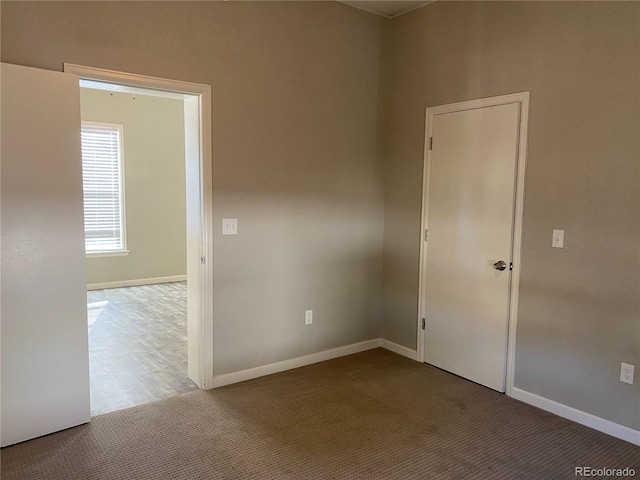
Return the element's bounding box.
[417,93,530,395]
[1,63,91,446]
[64,63,214,390]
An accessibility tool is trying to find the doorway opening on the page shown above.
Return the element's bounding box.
[417,92,530,396]
[65,64,214,415]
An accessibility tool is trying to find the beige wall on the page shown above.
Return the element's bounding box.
[0,1,386,375]
[381,2,639,429]
[80,88,186,285]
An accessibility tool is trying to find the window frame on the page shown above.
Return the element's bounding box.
[81,120,129,258]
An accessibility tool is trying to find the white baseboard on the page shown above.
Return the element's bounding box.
[379,338,418,360]
[212,338,421,388]
[87,275,187,291]
[510,387,640,446]
[212,339,380,388]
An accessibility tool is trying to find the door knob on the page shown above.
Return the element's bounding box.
[493,260,507,271]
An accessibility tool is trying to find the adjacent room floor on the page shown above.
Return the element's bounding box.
[87,282,197,416]
[2,349,638,479]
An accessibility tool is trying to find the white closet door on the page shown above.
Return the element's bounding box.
[1,63,90,446]
[423,103,520,392]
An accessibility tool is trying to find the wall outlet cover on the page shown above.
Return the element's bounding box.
[620,363,635,385]
[552,229,564,248]
[305,310,313,325]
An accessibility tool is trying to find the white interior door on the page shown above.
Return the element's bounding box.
[1,63,90,446]
[423,103,520,392]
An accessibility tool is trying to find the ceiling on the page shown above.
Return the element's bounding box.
[338,1,435,18]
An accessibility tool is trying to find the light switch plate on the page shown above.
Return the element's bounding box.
[222,218,237,235]
[552,229,564,248]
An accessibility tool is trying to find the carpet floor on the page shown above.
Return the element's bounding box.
[2,349,639,479]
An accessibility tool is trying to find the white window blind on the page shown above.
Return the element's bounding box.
[81,122,126,253]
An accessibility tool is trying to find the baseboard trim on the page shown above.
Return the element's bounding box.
[510,387,640,446]
[212,339,380,388]
[87,275,187,291]
[379,338,418,361]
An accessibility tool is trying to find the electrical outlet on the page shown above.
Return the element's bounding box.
[620,363,635,385]
[552,229,564,248]
[305,310,313,325]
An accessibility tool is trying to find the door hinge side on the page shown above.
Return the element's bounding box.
[429,137,433,151]
[201,255,206,264]
[424,229,428,242]
[421,318,426,330]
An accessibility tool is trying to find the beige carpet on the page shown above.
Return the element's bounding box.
[2,349,639,479]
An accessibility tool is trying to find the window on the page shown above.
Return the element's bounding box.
[81,122,128,256]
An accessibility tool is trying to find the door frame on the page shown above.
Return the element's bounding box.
[416,92,530,396]
[64,63,214,389]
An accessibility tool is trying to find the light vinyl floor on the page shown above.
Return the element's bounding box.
[87,281,197,416]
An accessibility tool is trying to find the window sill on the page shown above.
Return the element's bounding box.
[86,250,130,259]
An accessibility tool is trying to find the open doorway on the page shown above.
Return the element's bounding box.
[65,64,214,416]
[81,83,193,415]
